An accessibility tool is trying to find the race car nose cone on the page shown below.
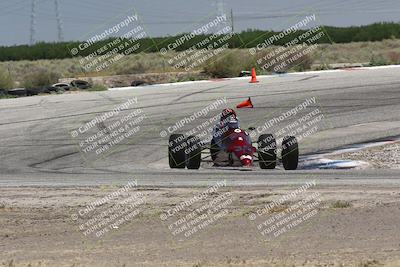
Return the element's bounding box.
[241,158,252,166]
[240,155,252,166]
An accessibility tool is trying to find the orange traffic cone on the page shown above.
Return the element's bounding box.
[236,97,254,109]
[249,68,259,83]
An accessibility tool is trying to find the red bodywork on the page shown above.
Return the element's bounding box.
[223,128,256,166]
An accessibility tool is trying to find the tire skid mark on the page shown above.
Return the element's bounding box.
[29,151,79,169]
[298,75,319,81]
[172,85,227,102]
[1,81,399,127]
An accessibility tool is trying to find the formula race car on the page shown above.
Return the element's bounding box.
[168,126,299,170]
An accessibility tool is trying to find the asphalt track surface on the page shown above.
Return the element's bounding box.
[1,66,399,187]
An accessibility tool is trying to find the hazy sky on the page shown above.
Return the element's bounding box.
[1,0,399,46]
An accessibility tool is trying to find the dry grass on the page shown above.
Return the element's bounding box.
[331,200,352,208]
[0,66,14,89]
[315,39,400,65]
[1,39,400,85]
[203,50,254,78]
[21,68,60,88]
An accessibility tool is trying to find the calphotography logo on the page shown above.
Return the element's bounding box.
[78,14,139,52]
[68,10,148,73]
[71,180,145,239]
[160,180,235,241]
[69,97,148,162]
[248,96,329,167]
[248,181,322,241]
[160,97,227,138]
[158,13,240,72]
[249,14,331,73]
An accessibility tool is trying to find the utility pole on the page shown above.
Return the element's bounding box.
[30,0,36,45]
[230,8,234,33]
[215,0,228,32]
[54,0,64,42]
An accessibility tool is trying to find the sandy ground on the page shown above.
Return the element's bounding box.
[1,184,400,267]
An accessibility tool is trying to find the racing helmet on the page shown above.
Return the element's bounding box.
[221,108,237,122]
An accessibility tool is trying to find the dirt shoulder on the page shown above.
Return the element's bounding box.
[1,185,400,267]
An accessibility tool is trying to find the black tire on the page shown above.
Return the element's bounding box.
[26,86,51,96]
[26,87,40,96]
[186,136,201,169]
[52,83,71,91]
[168,134,186,169]
[71,80,91,90]
[131,80,148,87]
[282,136,299,170]
[7,88,27,97]
[46,86,58,92]
[210,138,220,162]
[258,134,277,169]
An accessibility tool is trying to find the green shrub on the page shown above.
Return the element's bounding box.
[88,84,108,91]
[369,55,388,66]
[0,66,14,89]
[1,22,400,61]
[0,94,17,99]
[169,75,199,83]
[22,68,60,88]
[331,200,351,208]
[314,63,331,71]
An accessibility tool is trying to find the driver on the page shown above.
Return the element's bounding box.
[212,108,240,150]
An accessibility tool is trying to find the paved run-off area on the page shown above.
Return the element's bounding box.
[0,66,400,266]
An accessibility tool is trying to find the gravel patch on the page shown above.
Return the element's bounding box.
[330,142,400,169]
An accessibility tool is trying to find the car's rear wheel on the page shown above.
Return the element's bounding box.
[186,136,201,169]
[282,136,299,170]
[168,134,186,168]
[258,134,277,169]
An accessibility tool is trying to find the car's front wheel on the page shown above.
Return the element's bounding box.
[186,136,201,169]
[258,134,277,169]
[282,136,299,170]
[168,134,186,168]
